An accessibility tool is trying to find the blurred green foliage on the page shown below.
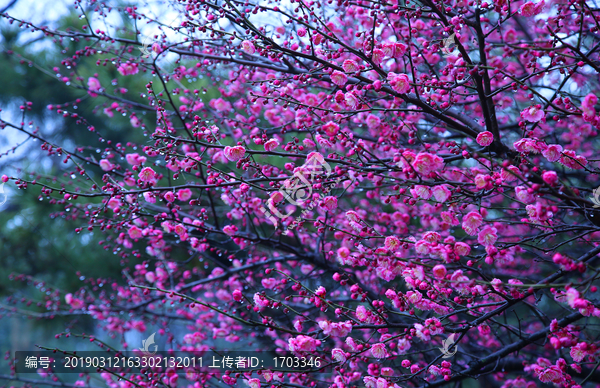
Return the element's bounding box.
[1,8,233,299]
[0,11,151,298]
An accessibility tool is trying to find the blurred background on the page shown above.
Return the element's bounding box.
[0,0,209,374]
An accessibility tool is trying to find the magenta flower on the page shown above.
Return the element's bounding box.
[365,114,381,129]
[332,348,346,363]
[223,145,246,161]
[321,196,338,211]
[130,116,141,128]
[370,343,388,359]
[319,320,352,337]
[342,59,359,73]
[542,144,563,162]
[138,167,156,182]
[87,77,101,97]
[331,71,348,86]
[519,0,544,16]
[145,272,156,283]
[536,365,564,384]
[476,131,494,146]
[261,278,278,289]
[454,242,471,256]
[559,149,588,169]
[99,159,115,171]
[223,224,238,236]
[542,171,558,185]
[477,226,498,247]
[126,153,146,166]
[164,191,175,202]
[387,72,411,94]
[582,93,597,116]
[177,188,192,202]
[253,293,270,308]
[232,289,243,301]
[520,105,544,122]
[322,121,340,136]
[143,191,157,203]
[570,343,588,362]
[411,185,432,200]
[264,138,279,151]
[412,152,444,176]
[247,378,260,388]
[384,235,401,251]
[371,48,384,65]
[117,62,139,76]
[211,98,232,112]
[241,40,256,54]
[432,185,451,202]
[128,226,143,239]
[65,293,84,309]
[462,211,483,235]
[288,335,321,353]
[355,305,369,322]
[432,264,447,279]
[344,92,359,108]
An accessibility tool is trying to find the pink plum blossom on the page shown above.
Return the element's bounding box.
[476,131,494,146]
[128,226,143,239]
[99,159,115,171]
[321,196,338,211]
[164,192,175,202]
[319,320,352,337]
[542,144,563,162]
[247,379,260,388]
[462,211,483,235]
[542,171,558,185]
[384,236,401,251]
[342,59,359,72]
[519,0,544,16]
[138,167,156,182]
[520,105,544,122]
[264,138,279,151]
[177,188,192,202]
[241,40,256,54]
[117,62,139,76]
[370,343,388,359]
[330,71,348,86]
[288,335,321,353]
[223,225,238,236]
[87,77,101,96]
[387,72,411,94]
[223,146,246,161]
[432,185,451,202]
[412,152,444,176]
[65,293,84,309]
[322,121,340,136]
[432,265,447,279]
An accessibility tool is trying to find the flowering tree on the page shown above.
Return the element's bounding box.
[2,0,600,386]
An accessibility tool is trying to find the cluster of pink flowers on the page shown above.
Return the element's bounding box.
[3,0,600,387]
[117,62,139,76]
